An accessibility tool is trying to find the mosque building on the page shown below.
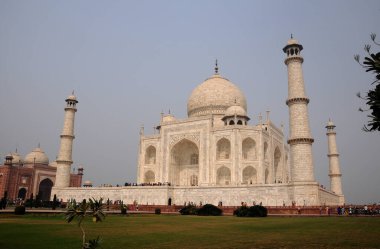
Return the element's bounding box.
[0,95,83,202]
[2,38,345,206]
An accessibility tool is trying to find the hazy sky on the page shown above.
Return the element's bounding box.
[0,0,379,204]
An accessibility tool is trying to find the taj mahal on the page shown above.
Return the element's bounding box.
[1,38,345,206]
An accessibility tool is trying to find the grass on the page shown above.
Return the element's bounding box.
[0,214,379,248]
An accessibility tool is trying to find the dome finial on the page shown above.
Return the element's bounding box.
[291,33,293,39]
[72,90,75,95]
[214,59,219,74]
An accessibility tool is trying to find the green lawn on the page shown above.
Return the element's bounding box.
[0,214,379,248]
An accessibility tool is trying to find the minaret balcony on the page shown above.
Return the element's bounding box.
[287,137,314,145]
[284,56,304,65]
[286,97,309,106]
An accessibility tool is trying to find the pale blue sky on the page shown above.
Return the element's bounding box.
[0,0,379,204]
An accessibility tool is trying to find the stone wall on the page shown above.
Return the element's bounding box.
[52,183,343,207]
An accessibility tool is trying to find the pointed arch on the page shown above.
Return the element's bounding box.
[264,168,269,184]
[18,188,27,200]
[242,138,256,160]
[217,166,231,185]
[242,166,257,184]
[285,155,289,182]
[145,146,156,164]
[274,147,282,183]
[190,175,198,186]
[38,178,53,201]
[216,138,231,160]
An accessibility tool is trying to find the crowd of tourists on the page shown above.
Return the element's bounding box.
[124,182,171,186]
[337,205,380,215]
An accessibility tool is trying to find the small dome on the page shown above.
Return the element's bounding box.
[83,180,93,187]
[24,147,49,165]
[66,91,77,101]
[224,105,247,117]
[187,74,247,117]
[5,153,13,160]
[283,37,303,53]
[287,38,299,45]
[10,152,23,165]
[326,119,336,128]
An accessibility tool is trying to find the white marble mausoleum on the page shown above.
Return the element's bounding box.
[52,38,345,206]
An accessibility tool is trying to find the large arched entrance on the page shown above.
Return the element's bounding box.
[38,178,54,201]
[18,188,27,200]
[170,139,199,186]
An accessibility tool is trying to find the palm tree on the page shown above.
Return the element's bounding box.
[355,33,380,132]
[65,198,105,249]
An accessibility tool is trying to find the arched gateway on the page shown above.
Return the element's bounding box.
[170,139,199,186]
[38,178,54,201]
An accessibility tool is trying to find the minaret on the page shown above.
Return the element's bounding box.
[326,120,343,195]
[283,37,315,182]
[55,92,78,188]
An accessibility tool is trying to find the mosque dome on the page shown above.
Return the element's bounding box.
[10,151,23,165]
[187,73,247,118]
[24,147,49,165]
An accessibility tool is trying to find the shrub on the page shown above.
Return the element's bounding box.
[14,205,26,215]
[233,205,249,217]
[197,204,222,216]
[234,205,267,217]
[155,208,161,215]
[249,205,267,217]
[180,204,223,216]
[179,204,198,215]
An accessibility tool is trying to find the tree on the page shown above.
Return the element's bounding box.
[65,198,106,249]
[354,33,380,132]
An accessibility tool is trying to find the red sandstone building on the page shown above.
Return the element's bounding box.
[0,148,82,201]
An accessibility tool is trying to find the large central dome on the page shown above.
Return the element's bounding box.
[187,73,247,118]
